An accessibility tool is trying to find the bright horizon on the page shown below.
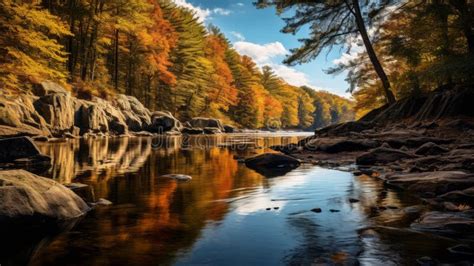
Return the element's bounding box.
[172,0,351,97]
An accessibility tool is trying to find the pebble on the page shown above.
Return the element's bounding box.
[330,209,340,213]
[311,208,322,213]
[349,198,360,203]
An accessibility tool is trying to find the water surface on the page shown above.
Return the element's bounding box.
[2,133,462,265]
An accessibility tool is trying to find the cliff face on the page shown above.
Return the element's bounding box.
[0,81,177,138]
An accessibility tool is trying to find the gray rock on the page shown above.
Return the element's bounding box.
[113,94,151,132]
[411,211,474,235]
[149,111,182,134]
[160,174,192,181]
[181,127,204,135]
[356,147,416,165]
[415,142,449,155]
[189,117,225,132]
[0,170,90,220]
[34,92,76,137]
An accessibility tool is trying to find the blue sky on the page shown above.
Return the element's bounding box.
[172,0,350,96]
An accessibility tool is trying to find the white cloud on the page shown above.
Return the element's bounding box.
[213,8,231,16]
[234,41,314,87]
[230,31,245,41]
[171,0,231,22]
[267,64,311,87]
[234,41,288,64]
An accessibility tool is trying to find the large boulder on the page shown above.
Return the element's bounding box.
[149,111,182,134]
[74,100,109,134]
[0,137,48,162]
[245,153,300,177]
[33,81,70,97]
[92,98,128,135]
[0,94,50,138]
[188,117,225,133]
[356,147,416,165]
[113,94,151,131]
[34,92,76,137]
[0,170,89,221]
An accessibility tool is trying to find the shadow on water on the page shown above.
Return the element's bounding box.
[1,133,467,265]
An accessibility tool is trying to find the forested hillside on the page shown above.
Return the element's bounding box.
[0,0,353,129]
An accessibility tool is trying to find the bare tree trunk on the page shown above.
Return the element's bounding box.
[352,0,396,104]
[114,29,119,91]
[449,0,474,54]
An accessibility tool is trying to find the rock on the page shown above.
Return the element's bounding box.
[349,198,360,203]
[160,174,192,181]
[403,205,424,215]
[181,127,204,135]
[270,144,300,154]
[356,147,416,165]
[94,198,113,206]
[93,98,128,135]
[245,153,300,170]
[133,131,154,137]
[64,183,95,203]
[439,187,474,206]
[113,94,151,132]
[188,117,225,132]
[273,207,279,210]
[34,92,76,137]
[266,208,271,211]
[305,138,378,153]
[32,136,49,142]
[0,94,51,138]
[330,209,340,212]
[0,137,43,163]
[311,208,322,213]
[149,111,182,134]
[224,124,235,133]
[416,256,438,265]
[411,211,474,235]
[0,170,89,221]
[75,101,109,134]
[33,81,70,96]
[203,127,222,134]
[314,121,374,136]
[415,142,449,155]
[447,244,474,256]
[385,171,474,195]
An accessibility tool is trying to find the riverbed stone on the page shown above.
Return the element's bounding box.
[385,171,474,196]
[415,142,449,155]
[0,170,90,221]
[245,153,301,177]
[411,211,474,235]
[356,147,416,165]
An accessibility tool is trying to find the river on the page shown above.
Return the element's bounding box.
[3,133,461,265]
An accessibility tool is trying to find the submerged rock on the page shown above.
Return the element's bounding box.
[0,170,90,221]
[64,183,95,203]
[245,153,300,178]
[160,174,192,181]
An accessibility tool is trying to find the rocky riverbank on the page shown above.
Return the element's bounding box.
[0,81,235,140]
[269,85,474,239]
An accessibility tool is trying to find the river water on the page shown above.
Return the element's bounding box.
[3,133,462,265]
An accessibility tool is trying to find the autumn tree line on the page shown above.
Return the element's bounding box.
[258,0,474,118]
[0,0,354,130]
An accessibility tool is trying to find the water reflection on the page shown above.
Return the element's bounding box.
[5,133,458,265]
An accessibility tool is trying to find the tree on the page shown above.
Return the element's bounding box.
[0,0,70,90]
[255,0,396,104]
